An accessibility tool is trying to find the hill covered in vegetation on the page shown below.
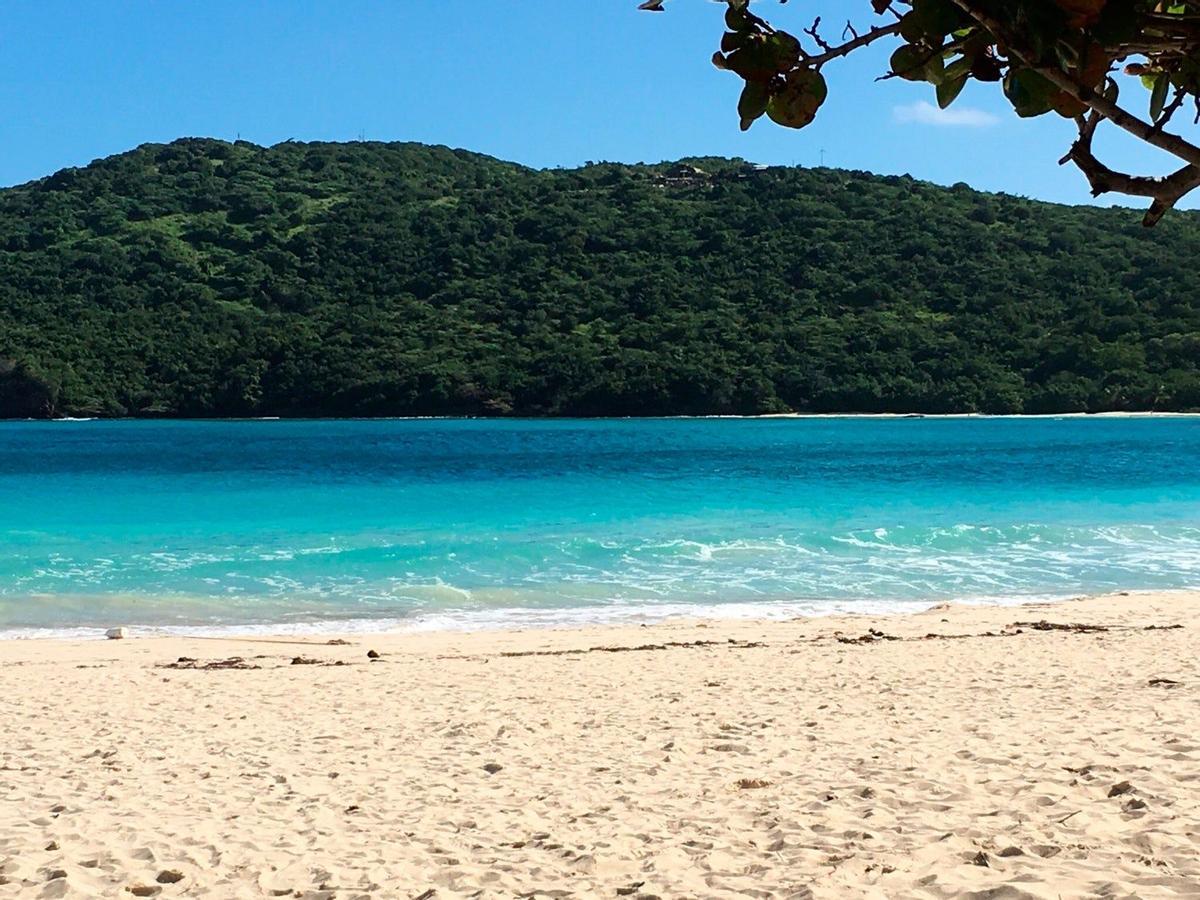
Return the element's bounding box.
[1,138,1198,417]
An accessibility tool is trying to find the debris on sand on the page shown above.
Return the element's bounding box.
[162,657,261,671]
[837,629,900,645]
[1010,620,1108,634]
[498,639,763,658]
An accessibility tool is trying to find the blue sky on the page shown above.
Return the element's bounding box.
[0,1,1190,208]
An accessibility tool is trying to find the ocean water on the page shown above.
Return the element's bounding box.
[1,417,1198,637]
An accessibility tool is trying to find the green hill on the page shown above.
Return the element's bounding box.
[1,138,1198,417]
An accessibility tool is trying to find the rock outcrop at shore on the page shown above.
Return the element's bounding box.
[0,360,57,419]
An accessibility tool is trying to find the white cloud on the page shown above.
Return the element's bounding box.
[893,100,999,128]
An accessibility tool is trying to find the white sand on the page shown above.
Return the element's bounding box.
[2,591,1198,898]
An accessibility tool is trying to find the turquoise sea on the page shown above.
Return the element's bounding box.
[1,417,1198,637]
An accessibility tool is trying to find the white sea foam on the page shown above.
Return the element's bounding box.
[0,592,1082,641]
[5,524,1200,637]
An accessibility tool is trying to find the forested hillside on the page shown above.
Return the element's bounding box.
[1,138,1198,417]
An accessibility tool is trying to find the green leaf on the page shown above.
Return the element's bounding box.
[943,56,973,82]
[725,3,750,31]
[1020,3,1069,61]
[721,31,750,53]
[891,44,935,83]
[970,53,1003,82]
[1150,73,1170,120]
[1052,0,1109,29]
[925,52,947,85]
[723,40,778,82]
[1092,0,1140,45]
[766,31,802,70]
[937,74,968,109]
[912,0,968,38]
[738,82,770,131]
[898,13,926,44]
[722,32,798,83]
[765,69,828,129]
[1003,68,1056,117]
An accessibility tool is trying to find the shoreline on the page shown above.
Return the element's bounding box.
[5,587,1192,642]
[2,589,1197,896]
[6,410,1200,423]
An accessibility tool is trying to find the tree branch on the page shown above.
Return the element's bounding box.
[1060,113,1200,226]
[800,22,902,69]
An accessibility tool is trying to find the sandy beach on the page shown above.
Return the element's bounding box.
[1,592,1198,899]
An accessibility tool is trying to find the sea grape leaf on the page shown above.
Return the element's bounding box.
[1052,0,1108,29]
[912,0,968,38]
[898,12,927,44]
[1051,90,1087,119]
[766,69,828,129]
[891,44,935,82]
[937,73,968,108]
[943,56,973,83]
[725,3,751,31]
[723,42,779,82]
[1004,68,1057,117]
[970,53,1003,82]
[721,30,750,53]
[722,32,800,83]
[1092,0,1138,44]
[1150,73,1170,120]
[738,82,770,130]
[768,31,802,69]
[1048,42,1109,117]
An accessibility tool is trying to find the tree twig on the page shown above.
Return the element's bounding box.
[804,17,834,54]
[800,22,902,69]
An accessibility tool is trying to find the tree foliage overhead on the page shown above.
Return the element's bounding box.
[1,138,1199,418]
[644,0,1200,225]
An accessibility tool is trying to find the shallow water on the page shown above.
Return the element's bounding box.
[2,417,1198,635]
